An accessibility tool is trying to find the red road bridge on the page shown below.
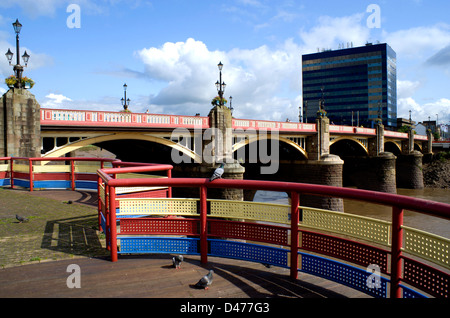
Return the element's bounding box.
[1,157,449,298]
[40,108,430,161]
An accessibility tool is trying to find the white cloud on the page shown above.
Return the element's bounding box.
[0,0,65,18]
[382,24,450,59]
[299,13,370,52]
[135,37,302,120]
[397,80,421,99]
[398,97,450,123]
[42,93,73,108]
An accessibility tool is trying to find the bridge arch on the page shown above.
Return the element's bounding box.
[330,136,369,156]
[43,132,201,163]
[385,140,402,156]
[232,135,308,160]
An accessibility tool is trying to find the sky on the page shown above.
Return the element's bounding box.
[0,0,449,126]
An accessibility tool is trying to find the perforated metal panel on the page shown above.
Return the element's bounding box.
[208,220,289,246]
[301,207,391,246]
[300,253,388,298]
[300,231,389,273]
[99,183,106,203]
[119,218,198,236]
[117,198,199,217]
[403,257,449,298]
[208,239,289,268]
[209,200,290,224]
[403,226,450,270]
[402,286,427,298]
[118,237,199,255]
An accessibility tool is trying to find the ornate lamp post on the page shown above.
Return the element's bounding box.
[215,61,226,106]
[229,96,233,114]
[121,83,130,111]
[5,19,30,89]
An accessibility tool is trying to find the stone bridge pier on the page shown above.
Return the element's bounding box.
[396,128,432,189]
[0,89,41,158]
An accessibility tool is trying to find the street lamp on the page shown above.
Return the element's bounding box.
[5,19,30,89]
[229,96,233,114]
[215,61,226,106]
[121,83,130,111]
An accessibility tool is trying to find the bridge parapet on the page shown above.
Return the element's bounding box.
[40,108,429,142]
[40,108,210,129]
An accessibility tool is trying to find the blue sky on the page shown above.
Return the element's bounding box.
[1,0,449,126]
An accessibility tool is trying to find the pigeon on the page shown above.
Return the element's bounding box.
[172,255,184,269]
[209,163,224,181]
[194,270,214,290]
[16,214,29,223]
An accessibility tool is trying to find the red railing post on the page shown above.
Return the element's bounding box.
[109,184,118,262]
[29,158,33,192]
[9,158,14,189]
[105,184,110,251]
[97,175,102,232]
[200,185,208,264]
[390,206,403,298]
[70,159,75,190]
[290,191,300,279]
[167,169,172,198]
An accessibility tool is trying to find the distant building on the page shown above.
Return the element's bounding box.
[397,117,415,129]
[302,43,397,129]
[415,123,427,136]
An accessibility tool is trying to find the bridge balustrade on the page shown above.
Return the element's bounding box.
[96,163,450,299]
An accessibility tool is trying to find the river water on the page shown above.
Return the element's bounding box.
[253,188,450,238]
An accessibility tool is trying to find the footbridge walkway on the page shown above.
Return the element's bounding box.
[1,157,449,298]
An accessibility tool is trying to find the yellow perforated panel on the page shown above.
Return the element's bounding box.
[99,183,106,203]
[403,226,450,269]
[209,200,291,224]
[300,207,391,246]
[118,198,199,217]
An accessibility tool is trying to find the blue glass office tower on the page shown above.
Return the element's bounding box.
[302,43,397,129]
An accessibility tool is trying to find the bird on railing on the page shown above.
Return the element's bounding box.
[209,163,224,181]
[193,270,214,290]
[172,255,184,269]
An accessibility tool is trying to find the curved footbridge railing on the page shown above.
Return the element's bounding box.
[2,157,448,298]
[97,163,450,299]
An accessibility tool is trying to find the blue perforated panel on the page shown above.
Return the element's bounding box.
[118,237,199,255]
[74,181,97,190]
[33,180,71,189]
[208,239,289,268]
[402,285,427,298]
[300,253,388,298]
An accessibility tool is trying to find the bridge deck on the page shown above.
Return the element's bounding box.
[0,254,368,299]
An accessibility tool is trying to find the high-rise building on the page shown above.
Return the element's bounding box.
[302,43,397,129]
